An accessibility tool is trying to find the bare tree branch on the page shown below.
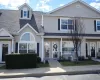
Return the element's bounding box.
[70,17,84,61]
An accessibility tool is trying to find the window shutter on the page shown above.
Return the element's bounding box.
[94,20,96,31]
[15,42,18,53]
[37,43,39,56]
[27,10,29,18]
[75,19,77,31]
[21,10,23,18]
[58,19,60,30]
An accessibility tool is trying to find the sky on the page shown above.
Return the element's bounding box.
[0,0,100,12]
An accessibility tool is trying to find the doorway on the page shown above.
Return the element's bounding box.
[0,41,11,62]
[90,42,96,57]
[52,41,59,59]
[2,44,8,61]
[44,42,50,58]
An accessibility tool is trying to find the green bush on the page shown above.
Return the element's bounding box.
[37,56,41,63]
[78,56,85,61]
[5,53,37,69]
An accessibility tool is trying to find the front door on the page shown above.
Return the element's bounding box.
[90,42,96,57]
[44,42,50,58]
[2,44,8,61]
[52,41,59,59]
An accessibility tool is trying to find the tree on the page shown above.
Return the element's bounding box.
[70,17,85,61]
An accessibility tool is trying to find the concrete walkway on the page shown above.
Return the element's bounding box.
[48,59,62,67]
[92,58,100,62]
[0,65,100,78]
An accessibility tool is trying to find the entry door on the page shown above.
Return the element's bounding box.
[44,42,50,58]
[52,41,59,59]
[2,44,8,61]
[90,42,96,57]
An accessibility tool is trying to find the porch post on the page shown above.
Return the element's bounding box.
[60,38,62,56]
[12,38,14,53]
[18,42,19,53]
[42,36,44,62]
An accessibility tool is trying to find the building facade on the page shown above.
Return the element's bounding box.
[0,0,100,63]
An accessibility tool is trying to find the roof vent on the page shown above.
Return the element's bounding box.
[76,4,81,8]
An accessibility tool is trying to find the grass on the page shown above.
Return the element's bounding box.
[59,60,100,66]
[37,62,49,68]
[0,65,6,69]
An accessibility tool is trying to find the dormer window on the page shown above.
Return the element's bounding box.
[19,3,32,19]
[21,7,29,19]
[23,10,28,17]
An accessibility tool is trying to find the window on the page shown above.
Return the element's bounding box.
[23,11,28,17]
[96,20,100,31]
[60,18,74,30]
[19,32,36,53]
[62,41,74,54]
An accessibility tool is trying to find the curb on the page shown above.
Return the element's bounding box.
[0,70,100,78]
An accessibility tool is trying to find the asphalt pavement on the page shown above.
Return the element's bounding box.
[0,74,100,80]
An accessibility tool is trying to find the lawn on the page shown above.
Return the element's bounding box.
[59,60,100,66]
[0,65,5,69]
[37,62,49,68]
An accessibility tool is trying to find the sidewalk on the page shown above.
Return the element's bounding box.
[0,65,100,78]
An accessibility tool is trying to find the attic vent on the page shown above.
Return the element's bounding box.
[76,4,81,8]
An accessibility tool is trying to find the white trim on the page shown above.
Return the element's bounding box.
[41,15,44,26]
[49,0,100,14]
[52,41,59,58]
[18,32,36,54]
[60,18,74,31]
[17,23,38,34]
[23,8,28,19]
[18,42,19,53]
[0,41,11,62]
[12,38,14,52]
[96,20,100,32]
[18,3,33,10]
[41,36,44,62]
[20,32,35,42]
[0,28,13,38]
[60,38,62,56]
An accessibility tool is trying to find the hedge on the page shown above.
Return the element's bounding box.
[5,53,37,69]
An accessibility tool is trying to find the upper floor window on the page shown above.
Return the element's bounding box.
[23,11,28,17]
[21,7,29,19]
[96,20,100,31]
[60,18,74,31]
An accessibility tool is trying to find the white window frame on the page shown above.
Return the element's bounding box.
[18,32,36,53]
[23,7,28,19]
[60,18,74,31]
[62,41,74,54]
[96,20,100,32]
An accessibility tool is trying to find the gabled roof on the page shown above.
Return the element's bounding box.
[18,3,33,10]
[18,23,38,33]
[49,0,100,14]
[0,28,13,38]
[19,14,39,32]
[0,10,43,35]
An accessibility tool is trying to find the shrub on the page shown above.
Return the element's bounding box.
[87,55,91,60]
[78,56,85,61]
[5,53,37,69]
[37,56,41,63]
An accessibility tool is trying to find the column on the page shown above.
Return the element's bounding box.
[18,42,19,53]
[12,38,14,53]
[41,36,44,62]
[60,38,62,56]
[81,38,86,58]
